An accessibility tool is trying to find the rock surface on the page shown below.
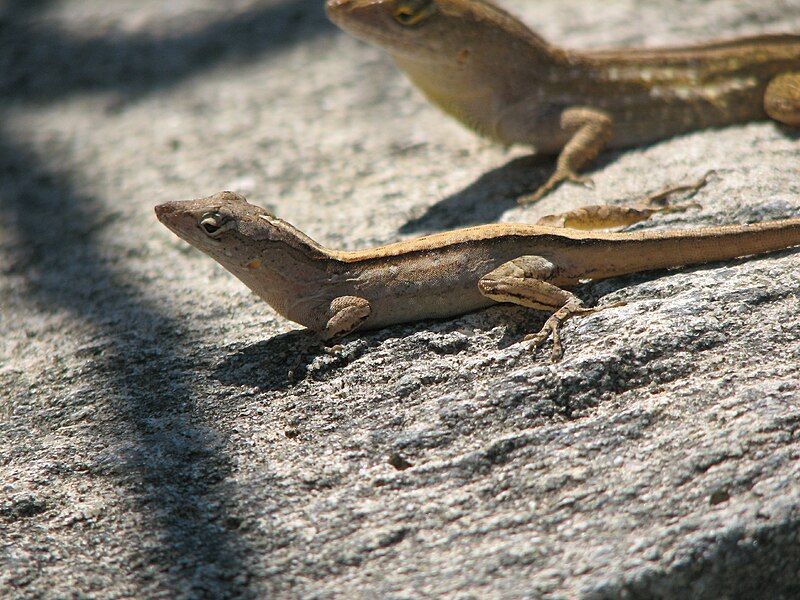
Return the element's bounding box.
[2,0,800,598]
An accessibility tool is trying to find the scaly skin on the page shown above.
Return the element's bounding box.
[326,0,800,202]
[155,191,800,361]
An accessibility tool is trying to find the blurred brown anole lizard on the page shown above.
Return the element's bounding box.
[326,0,800,203]
[155,191,800,361]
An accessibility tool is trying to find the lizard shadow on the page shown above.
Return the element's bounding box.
[213,330,332,392]
[399,154,549,234]
[397,128,786,235]
[214,317,487,392]
[775,124,800,145]
[398,151,621,234]
[214,326,408,392]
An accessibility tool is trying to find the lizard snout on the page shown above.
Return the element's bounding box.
[154,202,189,232]
[154,202,177,222]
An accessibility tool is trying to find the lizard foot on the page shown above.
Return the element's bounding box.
[525,300,626,361]
[519,170,594,205]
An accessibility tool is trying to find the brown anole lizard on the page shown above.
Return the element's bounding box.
[326,0,800,203]
[155,191,800,361]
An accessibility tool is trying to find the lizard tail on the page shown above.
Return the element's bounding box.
[572,217,800,280]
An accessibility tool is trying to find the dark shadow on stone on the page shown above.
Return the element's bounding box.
[774,124,800,141]
[0,0,55,20]
[595,516,800,599]
[0,130,261,597]
[214,328,394,392]
[493,306,547,351]
[398,144,701,235]
[399,154,552,234]
[0,0,334,104]
[0,0,337,593]
[214,314,490,392]
[214,330,328,392]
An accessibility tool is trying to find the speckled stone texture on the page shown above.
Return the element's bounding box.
[1,1,800,598]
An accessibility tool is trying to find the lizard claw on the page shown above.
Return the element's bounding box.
[523,300,627,362]
[523,329,551,347]
[525,320,564,362]
[519,169,593,205]
[569,173,594,188]
[518,187,549,206]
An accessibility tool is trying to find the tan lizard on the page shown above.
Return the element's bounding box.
[155,191,800,361]
[326,0,800,203]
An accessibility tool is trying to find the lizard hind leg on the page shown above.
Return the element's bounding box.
[535,202,700,230]
[535,171,712,230]
[519,107,613,205]
[765,72,800,127]
[477,255,624,361]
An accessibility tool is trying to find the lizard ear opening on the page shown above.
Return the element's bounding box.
[393,0,436,26]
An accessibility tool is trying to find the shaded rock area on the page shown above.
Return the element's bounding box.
[2,0,800,597]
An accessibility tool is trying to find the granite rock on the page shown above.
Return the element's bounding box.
[1,0,800,598]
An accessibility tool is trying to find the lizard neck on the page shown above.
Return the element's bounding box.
[391,39,566,140]
[206,217,340,326]
[226,241,336,325]
[392,53,499,137]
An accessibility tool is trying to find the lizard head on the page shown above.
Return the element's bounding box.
[326,0,545,62]
[155,191,327,275]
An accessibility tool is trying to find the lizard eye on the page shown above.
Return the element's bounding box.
[199,211,234,237]
[393,0,435,26]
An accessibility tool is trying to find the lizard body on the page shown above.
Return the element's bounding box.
[155,192,800,360]
[326,0,800,201]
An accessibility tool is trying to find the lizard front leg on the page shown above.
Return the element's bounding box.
[321,295,371,340]
[520,107,613,205]
[765,73,800,127]
[477,256,623,361]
